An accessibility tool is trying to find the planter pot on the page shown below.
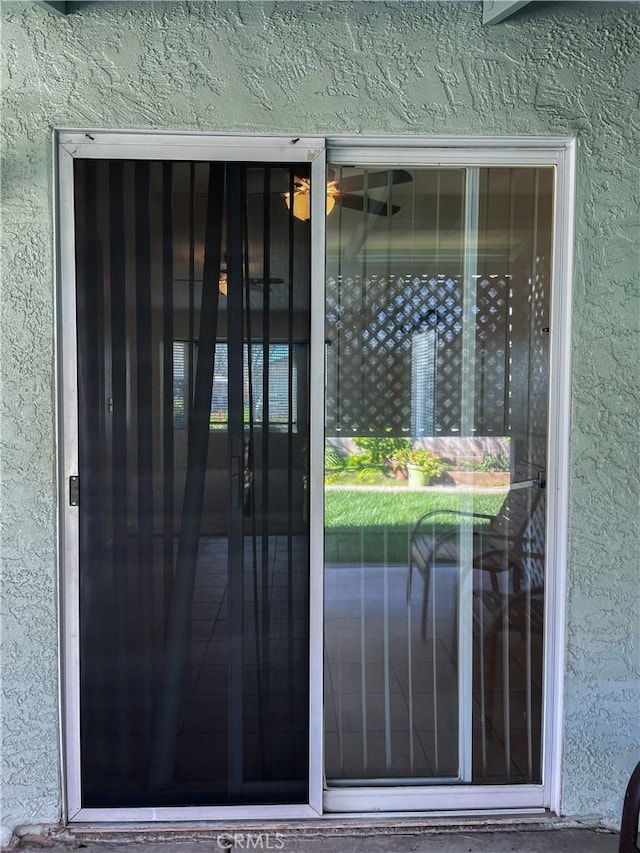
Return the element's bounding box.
[407,463,430,488]
[449,470,510,487]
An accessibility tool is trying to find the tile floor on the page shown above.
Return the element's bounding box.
[81,533,542,804]
[324,554,542,786]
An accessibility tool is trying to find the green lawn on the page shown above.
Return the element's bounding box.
[325,488,504,528]
[324,488,505,564]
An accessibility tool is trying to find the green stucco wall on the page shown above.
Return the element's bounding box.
[1,0,639,841]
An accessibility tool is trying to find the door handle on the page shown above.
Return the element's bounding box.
[69,475,80,506]
[511,471,546,490]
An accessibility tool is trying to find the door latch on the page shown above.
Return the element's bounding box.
[69,476,80,507]
[511,471,546,491]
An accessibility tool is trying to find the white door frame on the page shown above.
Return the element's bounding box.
[322,136,575,815]
[55,131,327,822]
[55,131,575,822]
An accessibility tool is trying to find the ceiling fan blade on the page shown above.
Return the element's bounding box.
[336,169,413,194]
[338,195,401,217]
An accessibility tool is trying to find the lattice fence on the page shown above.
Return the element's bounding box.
[325,272,517,437]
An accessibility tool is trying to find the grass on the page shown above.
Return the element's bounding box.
[325,488,506,564]
[325,488,505,529]
[324,469,401,487]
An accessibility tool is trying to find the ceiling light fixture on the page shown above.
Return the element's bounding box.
[283,177,340,222]
[283,170,413,222]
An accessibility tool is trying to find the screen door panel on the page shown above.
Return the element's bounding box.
[74,159,311,807]
[323,166,552,785]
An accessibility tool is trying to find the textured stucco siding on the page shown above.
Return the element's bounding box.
[1,0,639,840]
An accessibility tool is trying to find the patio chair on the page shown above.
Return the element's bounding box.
[407,466,545,641]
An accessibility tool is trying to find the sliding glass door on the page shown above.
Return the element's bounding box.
[72,157,314,808]
[323,163,553,792]
[60,133,572,818]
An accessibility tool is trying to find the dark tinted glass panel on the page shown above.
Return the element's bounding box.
[74,160,311,807]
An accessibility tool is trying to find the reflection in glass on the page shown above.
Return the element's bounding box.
[324,166,553,785]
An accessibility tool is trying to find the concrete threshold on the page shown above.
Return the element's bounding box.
[10,816,620,853]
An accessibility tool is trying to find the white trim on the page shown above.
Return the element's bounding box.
[53,130,70,826]
[327,140,569,169]
[72,805,321,823]
[458,167,481,783]
[57,130,569,146]
[55,131,574,821]
[321,135,574,815]
[56,132,327,823]
[57,130,572,165]
[328,150,566,168]
[56,136,82,820]
[328,136,571,150]
[541,141,576,814]
[323,784,546,813]
[58,131,323,163]
[308,146,327,817]
[483,0,531,26]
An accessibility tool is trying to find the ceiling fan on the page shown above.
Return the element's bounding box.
[283,169,413,221]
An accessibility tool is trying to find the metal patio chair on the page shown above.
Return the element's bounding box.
[407,467,545,642]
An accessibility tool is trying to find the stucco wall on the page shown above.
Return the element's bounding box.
[1,0,638,840]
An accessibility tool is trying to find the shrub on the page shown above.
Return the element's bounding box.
[352,436,411,467]
[325,444,347,471]
[405,449,443,479]
[472,453,510,472]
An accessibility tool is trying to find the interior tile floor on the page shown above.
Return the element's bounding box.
[81,534,542,803]
[324,560,542,786]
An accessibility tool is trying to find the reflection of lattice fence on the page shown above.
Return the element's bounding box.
[325,273,513,437]
[530,252,551,468]
[523,495,546,590]
[475,277,509,436]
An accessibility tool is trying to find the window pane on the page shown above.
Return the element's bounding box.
[324,165,552,785]
[173,341,298,429]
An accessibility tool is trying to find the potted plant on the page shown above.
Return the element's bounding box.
[390,447,443,487]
